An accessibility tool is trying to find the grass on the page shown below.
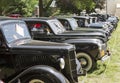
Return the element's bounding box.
[78,21,120,83]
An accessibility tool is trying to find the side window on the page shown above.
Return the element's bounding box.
[42,24,52,34]
[60,20,70,30]
[31,23,44,33]
[64,21,70,30]
[78,19,84,27]
[32,23,52,35]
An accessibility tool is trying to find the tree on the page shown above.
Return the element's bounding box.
[94,0,105,9]
[8,0,38,17]
[56,0,95,14]
[0,0,13,15]
[0,0,38,16]
[39,0,55,16]
[80,0,96,13]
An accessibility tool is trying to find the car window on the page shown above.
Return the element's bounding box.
[49,20,66,34]
[31,22,52,34]
[2,23,31,43]
[69,18,79,30]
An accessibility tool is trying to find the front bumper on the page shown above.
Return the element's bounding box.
[101,50,111,61]
[76,59,86,76]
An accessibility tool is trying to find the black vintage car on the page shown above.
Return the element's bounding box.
[73,16,114,34]
[0,19,81,83]
[89,13,119,29]
[23,17,110,72]
[106,16,119,29]
[56,17,111,39]
[73,16,90,27]
[87,22,114,33]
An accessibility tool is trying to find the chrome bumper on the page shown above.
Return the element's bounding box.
[101,50,111,61]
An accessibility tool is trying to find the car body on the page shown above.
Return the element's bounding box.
[22,17,110,71]
[56,17,111,39]
[0,19,80,83]
[89,13,119,28]
[73,16,114,35]
[106,16,119,28]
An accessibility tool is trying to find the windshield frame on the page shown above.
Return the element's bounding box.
[68,18,79,30]
[48,19,66,34]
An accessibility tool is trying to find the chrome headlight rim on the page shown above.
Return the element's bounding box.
[98,43,106,57]
[58,58,65,69]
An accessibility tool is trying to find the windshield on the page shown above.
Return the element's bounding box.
[68,18,79,30]
[107,17,115,21]
[2,22,31,43]
[49,19,66,34]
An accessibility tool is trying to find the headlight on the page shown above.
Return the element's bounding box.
[98,43,106,57]
[98,43,102,50]
[58,58,65,69]
[100,50,105,57]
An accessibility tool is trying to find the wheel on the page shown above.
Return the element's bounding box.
[76,52,96,72]
[19,69,69,83]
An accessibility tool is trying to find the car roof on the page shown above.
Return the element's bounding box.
[0,19,25,26]
[21,17,58,22]
[73,16,90,19]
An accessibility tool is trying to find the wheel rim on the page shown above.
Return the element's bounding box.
[76,52,93,71]
[79,57,88,67]
[21,74,53,83]
[29,79,45,83]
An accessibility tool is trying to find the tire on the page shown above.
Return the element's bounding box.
[76,52,96,72]
[19,69,69,83]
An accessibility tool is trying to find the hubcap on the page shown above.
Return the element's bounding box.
[79,58,87,66]
[29,79,45,83]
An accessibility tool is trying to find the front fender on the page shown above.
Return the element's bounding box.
[62,38,102,45]
[8,65,67,83]
[63,38,104,58]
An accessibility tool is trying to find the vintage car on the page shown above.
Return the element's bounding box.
[87,22,114,33]
[0,19,83,83]
[89,13,119,28]
[56,17,111,39]
[106,16,119,29]
[73,16,114,34]
[73,16,91,27]
[89,13,109,22]
[22,17,110,72]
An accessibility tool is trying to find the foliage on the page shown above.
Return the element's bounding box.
[0,0,38,16]
[0,0,104,17]
[94,0,105,9]
[0,0,13,15]
[40,0,54,16]
[56,0,95,14]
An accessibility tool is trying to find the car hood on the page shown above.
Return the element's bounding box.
[73,27,105,33]
[75,27,105,32]
[9,39,75,51]
[59,31,106,37]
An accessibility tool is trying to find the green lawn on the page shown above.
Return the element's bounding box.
[78,21,120,83]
